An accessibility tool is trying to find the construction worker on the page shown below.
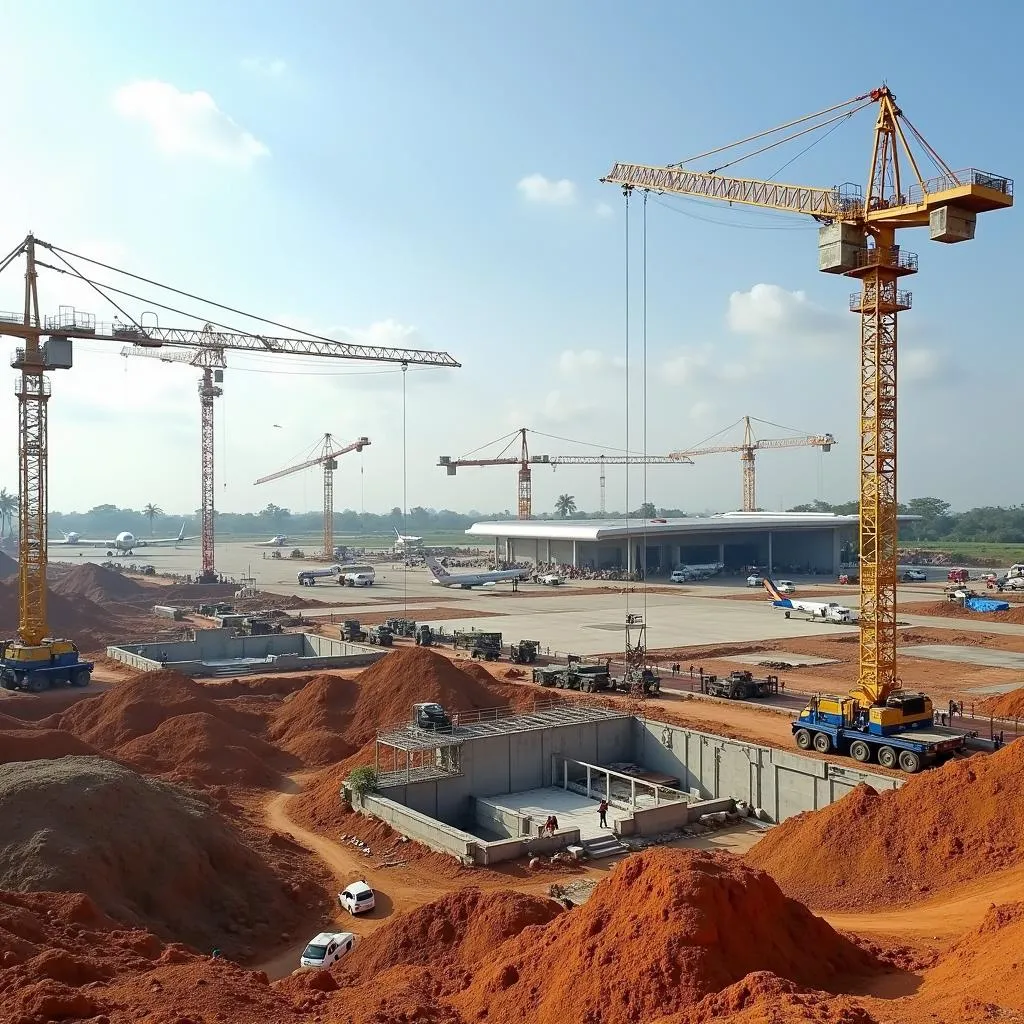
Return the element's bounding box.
[598,799,609,828]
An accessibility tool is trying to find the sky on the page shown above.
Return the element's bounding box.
[0,0,1020,519]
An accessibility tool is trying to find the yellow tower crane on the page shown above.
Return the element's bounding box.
[668,416,835,512]
[603,85,1012,741]
[254,434,371,558]
[438,427,693,519]
[0,235,458,691]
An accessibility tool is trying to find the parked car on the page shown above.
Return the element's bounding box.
[338,881,376,915]
[902,569,928,582]
[300,931,355,969]
[775,579,796,594]
[746,574,764,587]
[413,702,452,731]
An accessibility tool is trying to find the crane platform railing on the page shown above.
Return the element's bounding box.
[902,168,1013,206]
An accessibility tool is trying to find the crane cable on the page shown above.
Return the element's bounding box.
[622,187,631,631]
[642,190,649,630]
[402,362,408,617]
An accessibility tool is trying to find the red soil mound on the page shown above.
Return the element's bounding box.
[0,580,119,643]
[451,848,877,1024]
[920,901,1024,1014]
[660,973,878,1023]
[268,672,361,766]
[747,741,1024,911]
[343,887,563,979]
[51,562,149,604]
[345,646,522,744]
[979,686,1024,719]
[901,599,1024,624]
[0,889,299,1024]
[57,669,264,751]
[117,711,285,786]
[0,717,99,765]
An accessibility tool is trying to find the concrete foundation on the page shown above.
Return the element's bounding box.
[107,627,385,678]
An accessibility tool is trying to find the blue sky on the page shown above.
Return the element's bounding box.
[0,0,1018,517]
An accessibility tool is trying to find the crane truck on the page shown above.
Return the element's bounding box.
[0,638,93,692]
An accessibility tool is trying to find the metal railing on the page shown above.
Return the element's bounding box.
[905,167,1013,205]
[854,246,918,273]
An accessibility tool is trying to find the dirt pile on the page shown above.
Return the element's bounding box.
[747,742,1024,911]
[0,889,300,1024]
[980,685,1024,718]
[0,714,99,765]
[268,673,361,765]
[342,887,563,979]
[450,848,877,1024]
[901,599,1024,624]
[0,756,318,958]
[51,562,149,604]
[0,579,120,644]
[345,646,524,743]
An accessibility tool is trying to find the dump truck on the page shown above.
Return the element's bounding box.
[702,670,779,700]
[342,620,367,642]
[0,639,93,693]
[366,625,394,646]
[793,692,965,773]
[509,640,539,664]
[469,632,503,661]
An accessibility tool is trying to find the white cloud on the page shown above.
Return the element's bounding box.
[688,400,717,422]
[661,350,711,386]
[516,173,577,206]
[901,347,944,382]
[541,389,597,423]
[595,202,614,219]
[241,57,288,79]
[112,80,269,168]
[558,348,624,375]
[727,283,844,346]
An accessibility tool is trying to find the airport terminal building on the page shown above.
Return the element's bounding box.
[465,512,863,576]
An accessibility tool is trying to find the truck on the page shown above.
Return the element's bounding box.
[792,691,965,773]
[414,624,434,647]
[509,640,539,664]
[342,619,367,642]
[529,664,612,691]
[469,632,503,661]
[385,618,417,638]
[0,638,93,693]
[238,616,281,636]
[366,625,394,646]
[702,670,779,699]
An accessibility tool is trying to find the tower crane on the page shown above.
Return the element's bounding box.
[668,416,835,512]
[438,427,693,519]
[603,85,1012,752]
[0,234,459,690]
[254,434,371,558]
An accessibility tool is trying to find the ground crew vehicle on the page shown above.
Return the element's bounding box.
[342,620,367,642]
[366,625,394,646]
[702,670,779,699]
[509,640,539,664]
[947,568,970,584]
[0,639,93,693]
[338,881,376,915]
[300,931,355,969]
[793,692,965,773]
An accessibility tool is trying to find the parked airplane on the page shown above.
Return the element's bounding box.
[255,535,289,547]
[426,557,530,589]
[762,577,854,624]
[50,523,192,555]
[393,527,423,548]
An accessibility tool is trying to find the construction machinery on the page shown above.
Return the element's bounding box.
[669,416,835,513]
[508,639,540,664]
[0,638,92,692]
[366,624,394,647]
[254,435,371,558]
[0,235,458,683]
[342,620,367,642]
[604,85,1010,763]
[438,427,692,519]
[701,671,779,700]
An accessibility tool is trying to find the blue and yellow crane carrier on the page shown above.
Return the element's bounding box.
[0,637,93,693]
[793,690,964,774]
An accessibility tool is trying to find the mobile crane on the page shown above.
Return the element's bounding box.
[604,86,1011,769]
[0,235,458,690]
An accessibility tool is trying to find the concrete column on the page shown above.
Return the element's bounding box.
[586,764,591,799]
[768,531,773,575]
[572,540,578,568]
[718,541,725,565]
[832,529,842,574]
[605,771,611,801]
[545,538,551,563]
[630,778,636,808]
[536,539,541,564]
[563,759,568,790]
[495,537,499,564]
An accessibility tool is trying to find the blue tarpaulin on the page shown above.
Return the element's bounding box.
[965,597,1011,613]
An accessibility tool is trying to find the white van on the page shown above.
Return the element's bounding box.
[300,931,355,969]
[343,571,375,587]
[338,880,376,915]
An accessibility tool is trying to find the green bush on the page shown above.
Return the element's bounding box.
[347,765,379,795]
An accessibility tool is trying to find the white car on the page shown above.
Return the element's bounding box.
[775,580,796,594]
[746,574,764,587]
[300,931,355,969]
[338,880,376,915]
[902,569,928,582]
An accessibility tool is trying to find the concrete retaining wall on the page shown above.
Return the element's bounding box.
[635,719,900,823]
[615,795,735,837]
[474,828,582,866]
[474,796,530,838]
[355,792,477,862]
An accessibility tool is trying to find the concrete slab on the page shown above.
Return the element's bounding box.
[898,645,1024,670]
[488,787,628,842]
[722,650,839,667]
[966,681,1024,695]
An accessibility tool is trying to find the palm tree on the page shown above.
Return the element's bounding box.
[0,488,16,538]
[142,503,163,535]
[555,494,577,518]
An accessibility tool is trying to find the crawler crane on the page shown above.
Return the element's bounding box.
[0,235,458,689]
[604,86,1011,769]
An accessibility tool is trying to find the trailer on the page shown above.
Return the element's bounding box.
[793,693,965,773]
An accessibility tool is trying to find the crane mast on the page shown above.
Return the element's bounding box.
[605,85,1012,712]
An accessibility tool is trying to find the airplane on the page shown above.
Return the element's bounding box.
[762,577,854,624]
[49,522,193,556]
[393,527,423,549]
[426,557,530,590]
[254,535,289,547]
